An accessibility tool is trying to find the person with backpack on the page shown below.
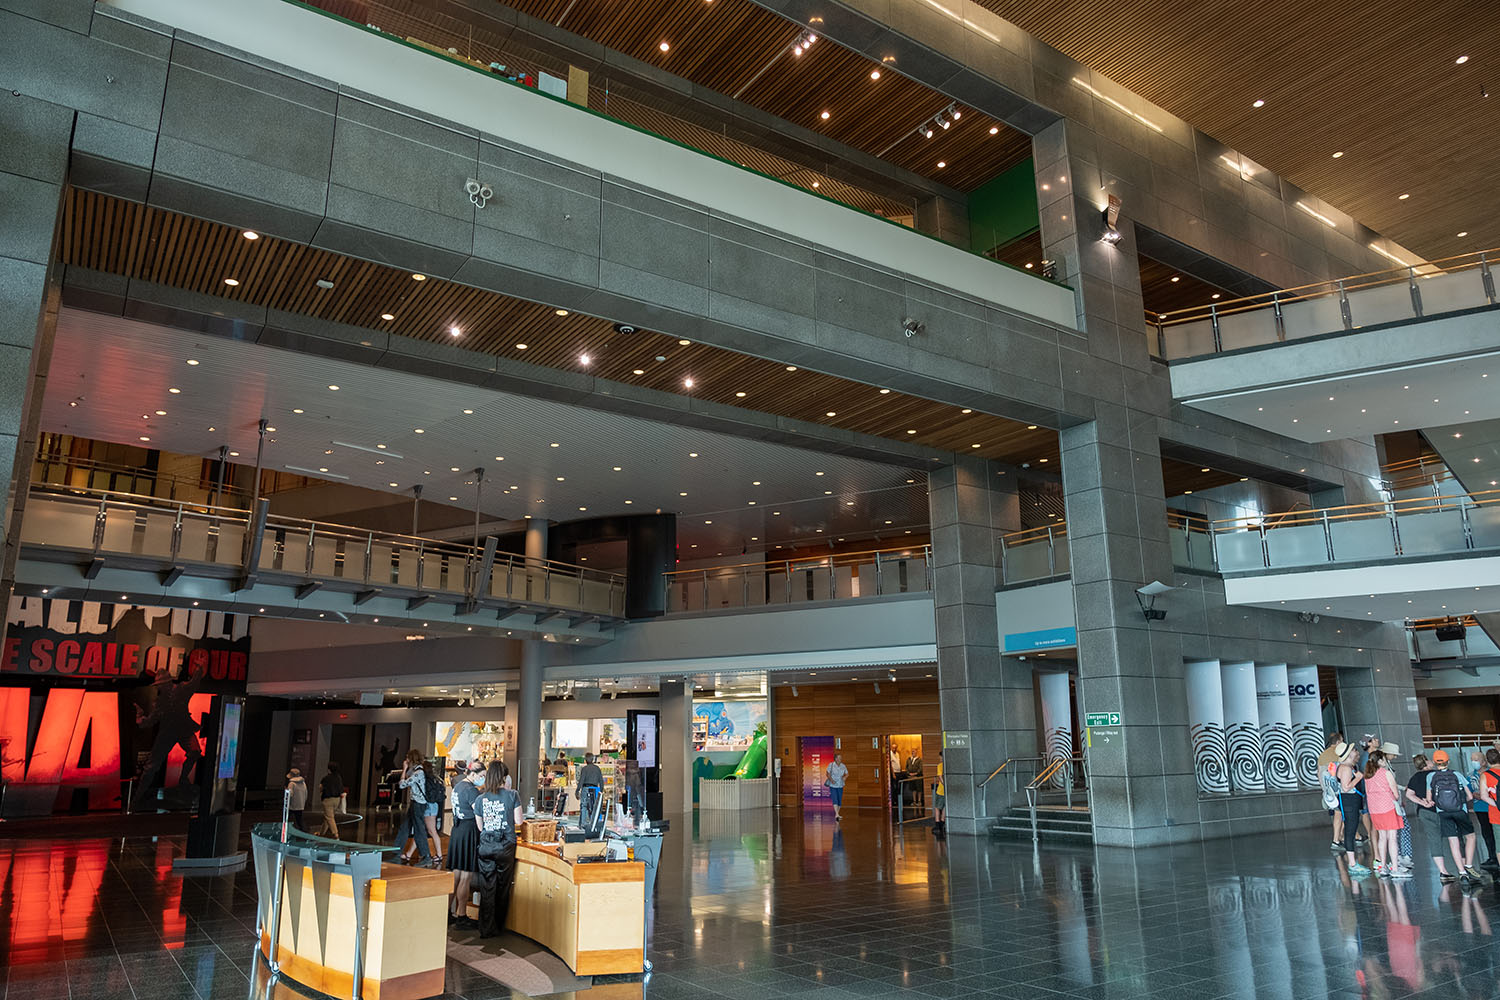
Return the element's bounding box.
[1478,748,1500,874]
[1423,750,1482,884]
[1335,742,1369,876]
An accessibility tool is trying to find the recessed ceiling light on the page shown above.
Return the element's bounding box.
[449,496,458,501]
[185,359,200,367]
[292,408,304,414]
[412,273,427,281]
[169,387,181,394]
[1038,458,1048,463]
[448,325,461,337]
[229,451,239,456]
[139,436,150,442]
[389,481,399,487]
[659,41,670,52]
[785,366,797,372]
[579,353,591,365]
[1398,193,1410,200]
[1331,151,1344,158]
[971,444,981,449]
[223,278,240,286]
[1252,99,1265,108]
[1027,424,1037,430]
[319,467,329,473]
[825,411,837,417]
[735,390,747,398]
[684,377,695,388]
[820,111,830,120]
[550,442,560,448]
[815,471,824,476]
[680,492,688,497]
[937,161,946,168]
[870,69,881,80]
[1170,276,1180,283]
[689,452,699,458]
[961,408,972,414]
[879,388,892,395]
[556,476,565,481]
[1211,293,1221,299]
[632,368,646,376]
[907,429,917,434]
[155,409,166,416]
[450,466,460,472]
[380,312,395,321]
[555,309,569,316]
[613,466,622,471]
[516,343,528,350]
[1458,231,1468,237]
[242,230,259,240]
[989,126,998,135]
[1456,55,1469,64]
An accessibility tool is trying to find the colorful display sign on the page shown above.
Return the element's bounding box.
[3,598,250,689]
[1003,626,1078,653]
[692,699,767,751]
[801,736,835,802]
[0,598,250,815]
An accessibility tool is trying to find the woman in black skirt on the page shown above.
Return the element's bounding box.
[447,759,483,930]
[474,759,523,938]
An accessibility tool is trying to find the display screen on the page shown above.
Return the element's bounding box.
[216,701,242,780]
[636,713,657,769]
[553,719,588,748]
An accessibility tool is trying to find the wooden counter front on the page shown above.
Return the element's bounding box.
[511,841,645,975]
[260,861,451,1000]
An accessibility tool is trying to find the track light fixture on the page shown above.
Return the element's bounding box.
[912,103,963,142]
[1100,193,1123,245]
[792,31,817,55]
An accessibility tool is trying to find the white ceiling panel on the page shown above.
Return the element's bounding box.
[42,308,932,554]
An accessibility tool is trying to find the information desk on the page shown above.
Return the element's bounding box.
[511,840,645,975]
[251,825,450,1000]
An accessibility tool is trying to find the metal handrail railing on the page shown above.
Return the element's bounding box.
[1212,489,1500,532]
[32,454,256,504]
[25,483,626,601]
[1155,247,1498,327]
[663,544,932,610]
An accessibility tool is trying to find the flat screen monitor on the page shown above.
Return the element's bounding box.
[634,713,657,769]
[216,701,242,780]
[552,718,588,748]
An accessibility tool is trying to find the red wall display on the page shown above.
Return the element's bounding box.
[0,598,248,816]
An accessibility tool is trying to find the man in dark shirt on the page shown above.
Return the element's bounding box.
[318,762,345,838]
[577,753,605,833]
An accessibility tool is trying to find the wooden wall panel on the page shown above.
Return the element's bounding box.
[772,679,939,811]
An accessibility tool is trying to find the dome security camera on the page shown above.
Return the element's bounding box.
[613,322,639,335]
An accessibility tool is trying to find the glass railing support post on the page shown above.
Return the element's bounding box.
[1046,526,1056,577]
[1407,266,1423,318]
[1461,500,1475,550]
[170,506,184,563]
[1338,279,1353,330]
[1482,252,1497,304]
[874,550,883,596]
[1322,510,1335,561]
[1209,305,1222,352]
[92,497,108,550]
[1272,292,1286,341]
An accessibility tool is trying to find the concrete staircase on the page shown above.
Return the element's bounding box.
[988,803,1093,842]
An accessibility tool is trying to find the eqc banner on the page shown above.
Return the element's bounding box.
[3,598,249,689]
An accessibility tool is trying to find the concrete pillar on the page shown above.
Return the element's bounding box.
[525,519,549,564]
[516,641,544,805]
[927,456,1024,834]
[0,93,70,648]
[657,679,693,818]
[915,195,970,249]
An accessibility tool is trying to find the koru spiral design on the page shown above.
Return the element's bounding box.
[1192,722,1230,795]
[1261,723,1298,791]
[1293,722,1324,788]
[1226,721,1265,792]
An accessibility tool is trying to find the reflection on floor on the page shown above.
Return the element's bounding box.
[2,806,1499,999]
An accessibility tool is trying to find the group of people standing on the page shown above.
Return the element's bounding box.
[285,752,523,939]
[1322,731,1500,884]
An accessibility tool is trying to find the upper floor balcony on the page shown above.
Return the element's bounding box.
[1152,248,1498,361]
[15,484,624,639]
[663,545,932,613]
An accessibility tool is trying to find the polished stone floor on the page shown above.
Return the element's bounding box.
[2,807,1499,1000]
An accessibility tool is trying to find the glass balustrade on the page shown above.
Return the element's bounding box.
[663,546,932,612]
[1153,249,1498,361]
[19,485,626,618]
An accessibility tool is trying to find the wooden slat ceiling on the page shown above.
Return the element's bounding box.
[324,0,1035,193]
[61,189,1061,467]
[1161,457,1247,499]
[972,0,1500,260]
[1137,255,1230,317]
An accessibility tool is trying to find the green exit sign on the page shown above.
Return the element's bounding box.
[1085,712,1121,727]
